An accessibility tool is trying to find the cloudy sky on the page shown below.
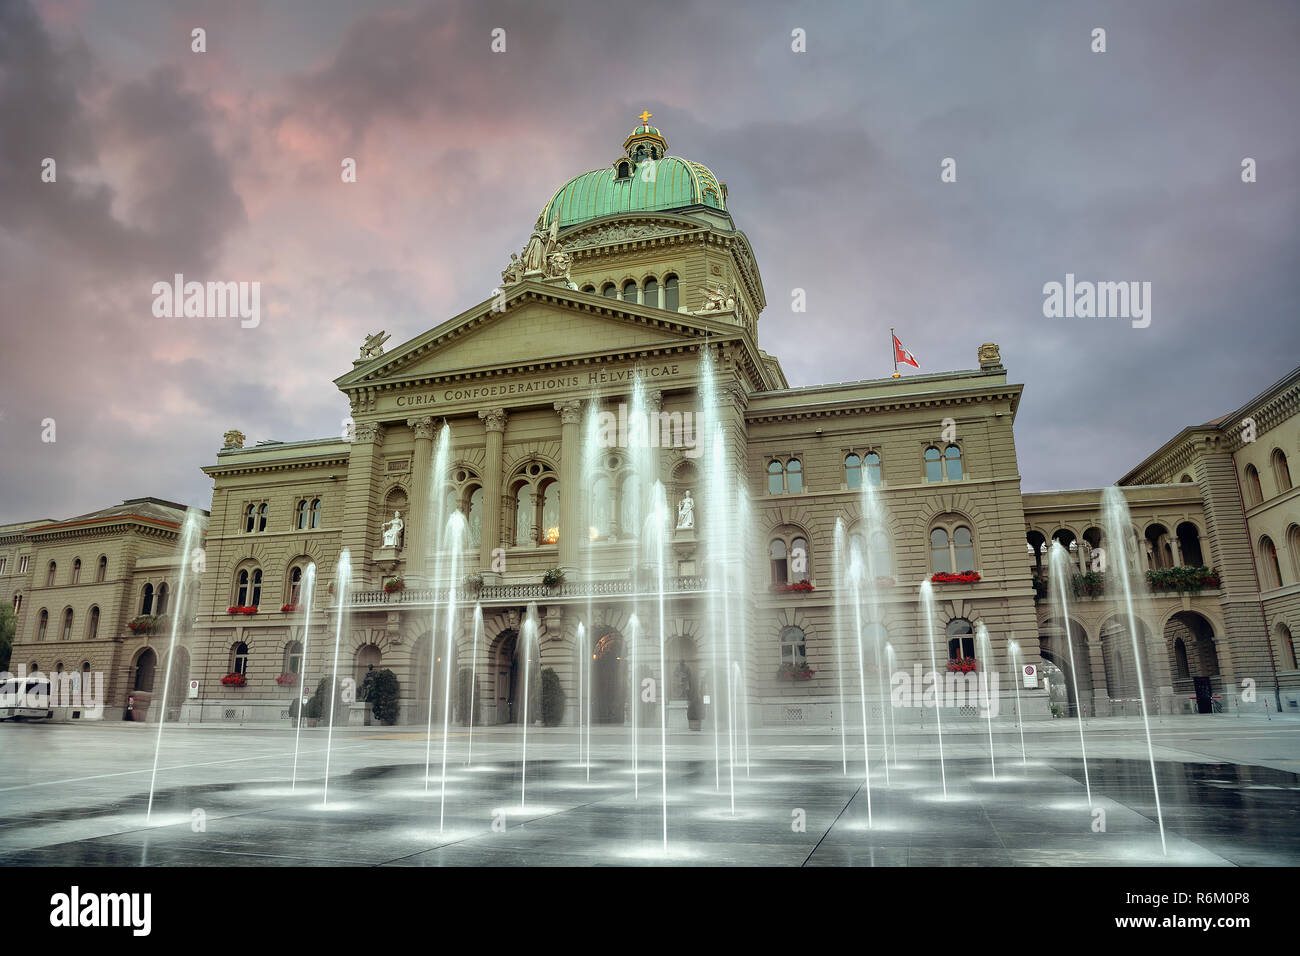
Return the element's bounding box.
[1,0,1297,522]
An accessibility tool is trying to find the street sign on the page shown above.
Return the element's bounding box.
[1022,664,1038,688]
[188,679,200,698]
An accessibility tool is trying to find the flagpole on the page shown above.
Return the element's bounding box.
[890,327,900,379]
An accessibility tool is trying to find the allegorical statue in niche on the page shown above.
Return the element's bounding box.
[381,511,404,549]
[676,490,695,529]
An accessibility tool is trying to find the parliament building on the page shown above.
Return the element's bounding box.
[6,120,1298,726]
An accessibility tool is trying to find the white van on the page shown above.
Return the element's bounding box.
[0,675,54,720]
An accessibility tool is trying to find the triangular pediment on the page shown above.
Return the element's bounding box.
[335,281,745,391]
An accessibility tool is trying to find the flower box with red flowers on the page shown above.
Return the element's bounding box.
[126,615,160,634]
[777,662,816,680]
[226,605,259,615]
[280,604,297,613]
[946,657,977,674]
[773,580,815,593]
[383,577,405,594]
[221,672,247,687]
[275,672,298,686]
[930,571,981,584]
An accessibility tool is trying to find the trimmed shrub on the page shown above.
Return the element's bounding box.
[540,667,566,726]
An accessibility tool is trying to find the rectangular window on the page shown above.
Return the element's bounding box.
[0,557,6,575]
[19,556,29,574]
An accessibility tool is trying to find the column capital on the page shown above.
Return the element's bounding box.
[353,421,385,446]
[407,416,436,441]
[479,407,509,433]
[553,399,582,425]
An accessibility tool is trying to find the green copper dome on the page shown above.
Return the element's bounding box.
[540,121,728,229]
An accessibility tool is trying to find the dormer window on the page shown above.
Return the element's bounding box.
[616,161,631,180]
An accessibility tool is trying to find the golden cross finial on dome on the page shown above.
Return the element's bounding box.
[638,109,653,126]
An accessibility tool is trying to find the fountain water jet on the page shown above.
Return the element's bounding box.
[1048,541,1092,803]
[466,604,483,767]
[520,602,540,808]
[848,550,873,826]
[421,424,453,790]
[290,562,318,791]
[919,580,948,798]
[975,622,996,779]
[322,548,352,808]
[1008,639,1027,765]
[438,511,467,830]
[146,508,202,823]
[833,520,850,775]
[1101,485,1167,855]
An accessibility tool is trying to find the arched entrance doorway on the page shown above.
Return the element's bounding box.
[1164,610,1220,711]
[130,647,157,721]
[1038,617,1093,716]
[593,628,627,724]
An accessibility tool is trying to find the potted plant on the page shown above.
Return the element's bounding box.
[221,672,247,687]
[383,576,405,594]
[542,568,565,589]
[275,671,298,686]
[947,657,977,674]
[280,604,297,613]
[930,571,981,584]
[773,580,815,593]
[361,668,400,725]
[777,661,815,680]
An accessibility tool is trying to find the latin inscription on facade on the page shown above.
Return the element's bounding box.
[390,364,682,409]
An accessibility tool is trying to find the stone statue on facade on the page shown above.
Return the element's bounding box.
[501,253,524,286]
[546,247,572,283]
[222,429,246,450]
[359,331,391,360]
[521,218,559,274]
[694,282,735,314]
[676,490,695,530]
[381,510,404,549]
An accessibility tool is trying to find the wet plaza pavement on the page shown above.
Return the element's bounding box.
[1,718,1297,866]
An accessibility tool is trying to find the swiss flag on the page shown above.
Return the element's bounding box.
[893,334,920,368]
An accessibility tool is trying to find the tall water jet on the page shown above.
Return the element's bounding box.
[649,481,671,850]
[1008,639,1027,765]
[975,622,996,779]
[919,579,947,798]
[519,602,540,808]
[1048,541,1092,802]
[438,511,467,830]
[290,562,318,791]
[422,424,453,791]
[848,549,874,826]
[146,508,202,823]
[1101,485,1167,854]
[626,613,641,799]
[884,642,899,768]
[322,548,352,807]
[833,520,850,775]
[466,603,483,767]
[859,478,894,781]
[580,393,602,780]
[575,621,586,769]
[735,489,753,775]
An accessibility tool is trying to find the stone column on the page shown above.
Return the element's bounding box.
[341,420,384,589]
[554,400,583,570]
[478,408,507,573]
[405,416,436,583]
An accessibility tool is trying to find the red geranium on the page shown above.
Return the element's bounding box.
[931,571,981,584]
[221,672,247,686]
[947,657,977,674]
[773,580,815,593]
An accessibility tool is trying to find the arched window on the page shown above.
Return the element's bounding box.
[601,283,617,299]
[930,528,951,574]
[769,539,788,585]
[1260,537,1283,589]
[767,460,784,495]
[1174,637,1190,680]
[296,499,309,530]
[141,583,154,616]
[87,606,100,640]
[308,498,320,529]
[97,556,107,582]
[236,569,250,607]
[72,558,81,584]
[1289,525,1300,581]
[13,593,21,614]
[863,451,882,486]
[924,447,943,482]
[643,276,658,308]
[258,503,268,532]
[288,566,303,606]
[619,472,642,538]
[251,568,262,607]
[1244,465,1263,507]
[284,641,303,676]
[787,459,803,493]
[663,274,679,312]
[931,517,976,575]
[946,618,975,662]
[622,279,638,303]
[581,285,595,294]
[1177,522,1204,567]
[845,453,862,489]
[46,561,57,587]
[155,582,169,615]
[589,475,612,539]
[779,625,807,666]
[245,504,256,533]
[1273,449,1292,493]
[616,161,631,179]
[133,649,156,691]
[37,609,48,641]
[61,608,73,641]
[944,444,963,480]
[232,643,250,676]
